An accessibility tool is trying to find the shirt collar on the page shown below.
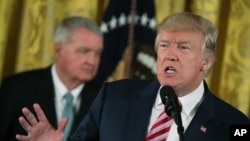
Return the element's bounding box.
[51,64,84,101]
[178,81,204,117]
[155,81,204,116]
[154,86,164,110]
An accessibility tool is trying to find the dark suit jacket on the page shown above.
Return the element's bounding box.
[0,66,102,141]
[70,79,250,141]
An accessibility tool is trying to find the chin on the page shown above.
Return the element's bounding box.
[159,79,177,87]
[79,76,93,82]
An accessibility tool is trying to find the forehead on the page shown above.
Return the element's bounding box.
[70,28,102,39]
[68,28,103,48]
[157,30,204,43]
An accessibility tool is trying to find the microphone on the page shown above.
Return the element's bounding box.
[160,86,184,141]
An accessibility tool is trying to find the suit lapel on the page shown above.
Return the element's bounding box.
[34,66,58,128]
[184,82,216,141]
[73,81,102,131]
[124,80,160,140]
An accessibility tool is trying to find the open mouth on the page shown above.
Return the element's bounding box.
[165,66,176,73]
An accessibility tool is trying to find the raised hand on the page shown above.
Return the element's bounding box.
[16,103,67,141]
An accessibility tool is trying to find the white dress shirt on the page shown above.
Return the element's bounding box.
[148,81,204,141]
[51,64,84,122]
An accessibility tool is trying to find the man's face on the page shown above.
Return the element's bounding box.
[55,28,103,83]
[156,30,211,96]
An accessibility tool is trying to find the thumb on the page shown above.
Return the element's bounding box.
[58,117,68,132]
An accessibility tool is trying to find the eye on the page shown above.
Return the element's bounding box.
[159,43,169,48]
[179,46,187,49]
[78,48,89,54]
[178,44,190,50]
[94,50,102,57]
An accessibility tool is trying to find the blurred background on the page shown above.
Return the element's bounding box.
[0,0,249,117]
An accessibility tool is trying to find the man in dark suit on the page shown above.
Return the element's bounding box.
[16,12,249,141]
[0,16,103,141]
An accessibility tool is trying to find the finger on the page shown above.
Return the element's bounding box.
[33,103,49,122]
[57,117,68,132]
[16,134,28,141]
[18,116,32,132]
[22,107,38,126]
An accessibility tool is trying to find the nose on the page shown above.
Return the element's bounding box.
[167,56,177,61]
[166,47,178,61]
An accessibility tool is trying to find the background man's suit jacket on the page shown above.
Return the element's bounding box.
[0,66,102,141]
[70,79,250,141]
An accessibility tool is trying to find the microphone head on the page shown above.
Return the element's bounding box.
[160,86,175,105]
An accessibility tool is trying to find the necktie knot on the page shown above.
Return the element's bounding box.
[64,92,73,105]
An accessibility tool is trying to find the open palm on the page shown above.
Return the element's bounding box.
[16,103,67,141]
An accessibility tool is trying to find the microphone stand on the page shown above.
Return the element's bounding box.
[171,109,184,141]
[165,96,184,141]
[170,96,184,141]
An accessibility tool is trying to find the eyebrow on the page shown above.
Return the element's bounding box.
[176,40,191,44]
[159,39,191,44]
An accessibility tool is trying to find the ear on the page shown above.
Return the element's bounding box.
[54,42,63,56]
[201,58,214,72]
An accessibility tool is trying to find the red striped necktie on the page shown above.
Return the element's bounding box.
[145,111,173,141]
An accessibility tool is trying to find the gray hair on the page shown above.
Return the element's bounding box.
[54,16,103,44]
[155,12,218,75]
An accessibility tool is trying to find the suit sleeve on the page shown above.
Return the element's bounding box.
[0,78,17,141]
